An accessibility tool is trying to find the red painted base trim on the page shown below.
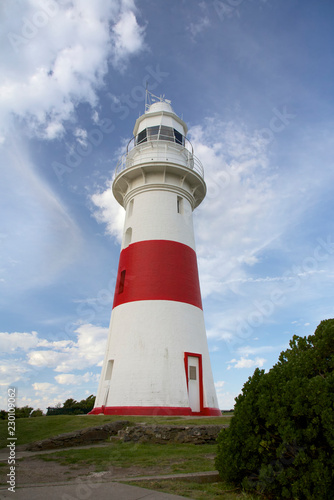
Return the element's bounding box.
[88,406,221,417]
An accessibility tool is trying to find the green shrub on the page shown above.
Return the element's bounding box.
[216,319,334,499]
[30,409,44,417]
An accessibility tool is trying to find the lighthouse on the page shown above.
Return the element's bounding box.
[90,94,220,416]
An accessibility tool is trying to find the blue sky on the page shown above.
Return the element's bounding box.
[1,0,334,412]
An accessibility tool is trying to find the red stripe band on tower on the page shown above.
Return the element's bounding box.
[113,240,203,309]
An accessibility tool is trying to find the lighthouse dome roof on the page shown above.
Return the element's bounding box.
[146,101,174,114]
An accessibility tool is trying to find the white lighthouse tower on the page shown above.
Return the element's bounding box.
[90,94,220,416]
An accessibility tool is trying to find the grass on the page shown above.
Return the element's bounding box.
[0,414,230,449]
[124,479,261,499]
[38,441,217,474]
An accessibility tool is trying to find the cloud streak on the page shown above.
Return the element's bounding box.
[0,139,82,295]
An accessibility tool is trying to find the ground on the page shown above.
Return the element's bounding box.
[5,454,169,485]
[0,442,216,487]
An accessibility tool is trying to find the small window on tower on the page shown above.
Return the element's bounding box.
[128,199,134,217]
[189,366,197,380]
[118,270,126,294]
[124,227,132,247]
[105,360,114,381]
[177,196,183,214]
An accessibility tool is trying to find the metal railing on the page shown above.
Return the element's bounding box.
[114,137,204,179]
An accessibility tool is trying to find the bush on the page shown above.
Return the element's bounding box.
[15,406,34,418]
[30,409,44,417]
[216,319,334,499]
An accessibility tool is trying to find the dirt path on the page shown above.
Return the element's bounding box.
[0,438,217,488]
[0,451,175,487]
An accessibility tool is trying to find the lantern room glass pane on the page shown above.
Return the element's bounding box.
[160,126,174,142]
[174,129,184,145]
[137,129,147,144]
[136,126,185,146]
[147,126,159,140]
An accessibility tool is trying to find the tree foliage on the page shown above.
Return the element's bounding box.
[216,319,334,499]
[0,405,37,419]
[46,395,95,415]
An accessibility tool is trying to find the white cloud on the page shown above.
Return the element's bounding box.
[55,372,99,385]
[92,110,99,124]
[0,0,146,142]
[0,331,76,355]
[27,323,108,372]
[0,331,39,352]
[74,127,88,146]
[90,180,125,243]
[37,339,74,349]
[227,356,266,370]
[188,16,210,38]
[0,360,30,386]
[30,383,73,411]
[33,382,58,393]
[214,380,238,410]
[216,391,237,411]
[189,118,281,298]
[111,10,146,69]
[1,324,107,377]
[45,121,66,140]
[28,350,65,368]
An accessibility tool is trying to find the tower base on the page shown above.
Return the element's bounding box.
[88,405,221,417]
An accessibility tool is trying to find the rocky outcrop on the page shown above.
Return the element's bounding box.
[24,421,228,451]
[25,420,130,451]
[118,424,228,444]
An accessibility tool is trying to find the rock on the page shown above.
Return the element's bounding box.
[118,424,227,444]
